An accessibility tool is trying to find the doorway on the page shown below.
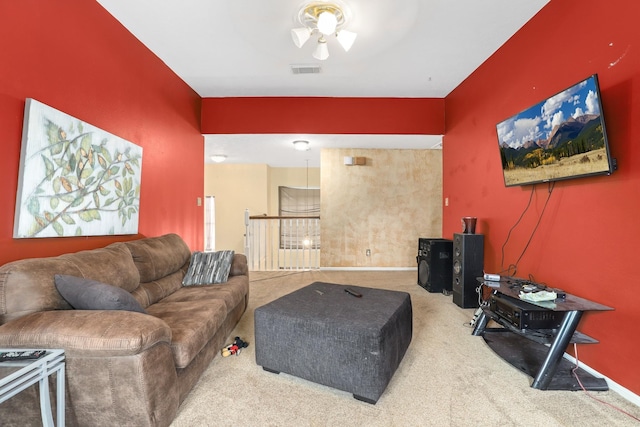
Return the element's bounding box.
[204,196,215,252]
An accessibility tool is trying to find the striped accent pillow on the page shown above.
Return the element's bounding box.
[182,250,235,286]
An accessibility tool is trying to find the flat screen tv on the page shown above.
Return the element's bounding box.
[496,74,615,187]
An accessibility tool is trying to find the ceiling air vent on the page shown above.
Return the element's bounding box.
[291,64,321,75]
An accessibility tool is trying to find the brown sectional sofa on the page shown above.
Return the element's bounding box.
[0,233,249,426]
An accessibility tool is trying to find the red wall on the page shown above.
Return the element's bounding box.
[2,0,636,398]
[202,97,445,135]
[444,0,640,394]
[0,1,204,265]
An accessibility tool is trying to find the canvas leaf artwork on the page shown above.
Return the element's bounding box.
[14,99,143,238]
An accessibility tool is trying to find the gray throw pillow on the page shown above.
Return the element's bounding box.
[54,274,146,313]
[182,250,235,286]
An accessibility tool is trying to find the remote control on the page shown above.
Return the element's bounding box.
[483,273,501,281]
[0,350,46,361]
[344,288,362,298]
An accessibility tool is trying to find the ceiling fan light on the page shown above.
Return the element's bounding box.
[317,11,337,35]
[312,38,329,61]
[336,30,357,52]
[291,27,312,48]
[210,154,227,163]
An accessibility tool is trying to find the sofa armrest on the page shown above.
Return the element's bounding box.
[0,310,171,357]
[229,253,248,277]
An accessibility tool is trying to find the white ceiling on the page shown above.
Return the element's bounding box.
[96,0,549,167]
[204,134,443,168]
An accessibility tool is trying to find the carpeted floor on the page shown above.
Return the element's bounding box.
[170,270,639,426]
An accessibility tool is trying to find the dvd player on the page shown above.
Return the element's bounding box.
[489,292,565,331]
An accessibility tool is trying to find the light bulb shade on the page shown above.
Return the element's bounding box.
[293,140,310,151]
[210,154,227,163]
[312,39,329,60]
[336,30,357,52]
[291,27,311,48]
[317,11,337,35]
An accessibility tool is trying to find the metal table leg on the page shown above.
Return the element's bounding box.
[38,362,53,427]
[55,363,65,427]
[531,310,582,389]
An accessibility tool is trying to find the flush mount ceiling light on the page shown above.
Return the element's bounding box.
[210,154,227,163]
[291,1,357,61]
[293,140,310,151]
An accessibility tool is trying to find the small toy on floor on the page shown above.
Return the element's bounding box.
[221,336,249,357]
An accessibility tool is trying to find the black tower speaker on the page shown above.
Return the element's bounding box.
[452,233,484,308]
[417,238,453,293]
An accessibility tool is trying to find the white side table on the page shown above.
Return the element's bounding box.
[0,349,65,427]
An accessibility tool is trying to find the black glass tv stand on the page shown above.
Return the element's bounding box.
[471,279,613,391]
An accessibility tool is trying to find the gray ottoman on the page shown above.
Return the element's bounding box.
[254,282,412,404]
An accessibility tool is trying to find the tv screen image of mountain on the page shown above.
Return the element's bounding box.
[496,74,616,187]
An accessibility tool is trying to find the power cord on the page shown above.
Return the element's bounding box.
[500,182,555,276]
[572,344,640,422]
[466,283,489,328]
[467,305,485,328]
[513,181,555,269]
[500,184,536,273]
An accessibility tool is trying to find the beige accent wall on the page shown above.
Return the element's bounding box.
[205,164,268,253]
[321,148,442,267]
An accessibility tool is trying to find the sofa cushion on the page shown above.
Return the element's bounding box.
[125,234,191,283]
[55,275,146,313]
[229,253,248,277]
[59,242,141,292]
[182,250,234,286]
[146,299,227,368]
[162,275,249,312]
[0,242,140,324]
[136,269,185,308]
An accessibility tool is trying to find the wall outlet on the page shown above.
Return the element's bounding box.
[366,249,371,257]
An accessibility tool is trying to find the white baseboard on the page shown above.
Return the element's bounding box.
[320,267,416,271]
[563,353,640,407]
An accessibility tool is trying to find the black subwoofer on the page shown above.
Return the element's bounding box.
[452,233,484,308]
[417,238,453,293]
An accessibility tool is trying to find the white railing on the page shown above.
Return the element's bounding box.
[245,210,320,271]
